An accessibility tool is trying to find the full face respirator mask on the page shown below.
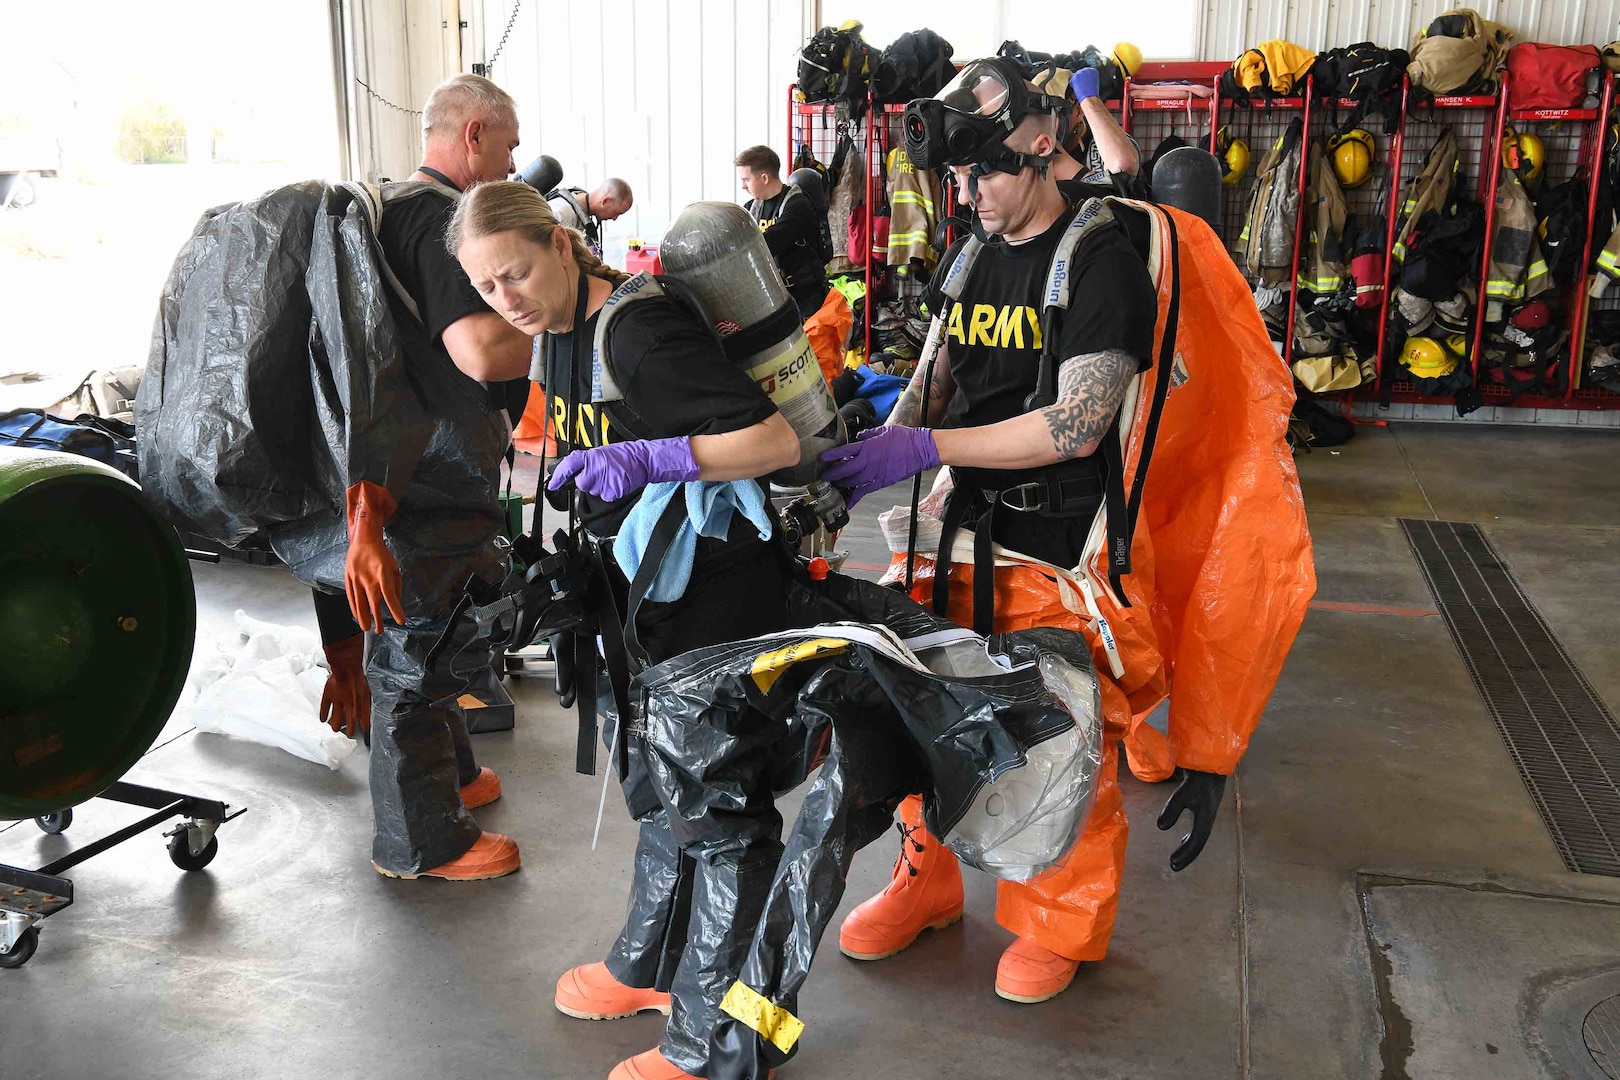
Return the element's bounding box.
[903,58,1069,199]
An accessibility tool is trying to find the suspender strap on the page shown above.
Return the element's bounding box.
[930,484,998,636]
[971,504,997,638]
[932,483,977,618]
[1099,418,1131,604]
[573,628,601,775]
[577,537,639,777]
[623,494,690,670]
[1126,210,1181,532]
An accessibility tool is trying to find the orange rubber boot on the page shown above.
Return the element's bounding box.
[554,962,671,1020]
[460,766,502,809]
[995,936,1081,1004]
[372,831,520,881]
[606,1048,700,1080]
[839,794,964,961]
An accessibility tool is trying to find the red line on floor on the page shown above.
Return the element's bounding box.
[1310,600,1439,618]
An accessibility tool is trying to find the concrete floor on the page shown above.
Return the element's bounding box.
[6,422,1620,1079]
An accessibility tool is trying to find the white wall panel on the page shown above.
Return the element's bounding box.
[475,0,807,262]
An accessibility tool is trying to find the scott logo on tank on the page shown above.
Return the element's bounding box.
[757,350,812,396]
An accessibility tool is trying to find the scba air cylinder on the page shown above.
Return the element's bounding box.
[659,202,848,503]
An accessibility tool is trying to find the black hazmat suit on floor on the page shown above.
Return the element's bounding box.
[136,179,507,874]
[541,271,797,1073]
[624,571,1102,1080]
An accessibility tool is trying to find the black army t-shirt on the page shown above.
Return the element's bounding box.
[747,187,824,293]
[543,291,785,661]
[543,293,777,534]
[377,189,491,353]
[376,186,532,420]
[924,198,1158,567]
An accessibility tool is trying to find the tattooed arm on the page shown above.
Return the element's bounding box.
[932,348,1137,470]
[886,338,955,428]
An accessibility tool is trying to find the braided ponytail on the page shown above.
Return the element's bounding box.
[562,226,630,286]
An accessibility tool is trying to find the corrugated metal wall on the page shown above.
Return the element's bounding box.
[469,0,808,261]
[1198,0,1620,61]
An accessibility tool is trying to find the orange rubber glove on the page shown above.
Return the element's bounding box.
[344,481,406,632]
[320,633,371,737]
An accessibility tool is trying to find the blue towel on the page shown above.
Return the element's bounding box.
[613,479,774,603]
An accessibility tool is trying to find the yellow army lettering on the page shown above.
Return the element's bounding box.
[552,397,613,448]
[946,304,1044,350]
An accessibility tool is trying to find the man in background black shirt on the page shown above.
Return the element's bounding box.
[737,144,829,319]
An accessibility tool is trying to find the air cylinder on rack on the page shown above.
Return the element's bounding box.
[660,202,849,526]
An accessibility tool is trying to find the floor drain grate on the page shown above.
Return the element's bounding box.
[1401,519,1620,877]
[1588,996,1620,1079]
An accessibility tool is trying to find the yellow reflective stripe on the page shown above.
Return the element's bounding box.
[1297,273,1343,292]
[749,638,848,693]
[1525,259,1549,282]
[720,982,805,1054]
[1392,242,1407,261]
[1484,278,1524,300]
[1598,249,1620,273]
[891,193,937,217]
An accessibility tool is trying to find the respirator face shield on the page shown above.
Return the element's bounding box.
[903,59,1068,200]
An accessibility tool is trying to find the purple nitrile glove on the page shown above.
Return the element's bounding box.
[1070,67,1101,104]
[548,437,701,502]
[817,425,940,509]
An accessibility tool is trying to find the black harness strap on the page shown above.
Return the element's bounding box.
[581,537,639,779]
[623,494,691,670]
[1100,419,1131,603]
[971,502,997,638]
[932,481,977,620]
[416,165,462,192]
[1127,211,1181,532]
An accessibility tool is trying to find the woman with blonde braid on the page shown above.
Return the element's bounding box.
[448,181,799,1080]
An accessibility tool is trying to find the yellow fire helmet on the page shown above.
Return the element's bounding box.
[1329,129,1375,189]
[1216,127,1250,185]
[1502,129,1546,184]
[1402,336,1459,379]
[1113,42,1143,77]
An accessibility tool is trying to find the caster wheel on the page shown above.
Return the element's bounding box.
[0,926,39,969]
[168,831,219,872]
[35,809,71,834]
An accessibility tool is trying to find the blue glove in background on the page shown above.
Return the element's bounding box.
[1070,66,1101,103]
[818,425,940,508]
[549,437,701,503]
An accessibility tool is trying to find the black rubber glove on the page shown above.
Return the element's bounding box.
[551,632,577,709]
[1156,769,1226,872]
